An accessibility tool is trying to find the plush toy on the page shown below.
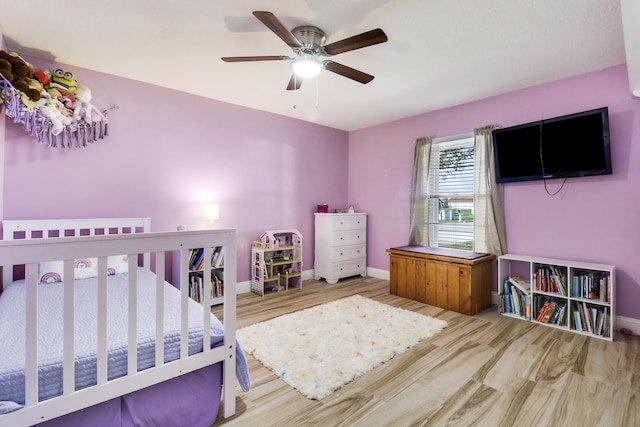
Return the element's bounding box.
[0,51,40,101]
[0,58,13,81]
[58,94,75,110]
[39,101,71,135]
[73,86,104,122]
[38,87,73,118]
[26,77,43,94]
[15,78,46,110]
[34,70,52,86]
[50,68,77,95]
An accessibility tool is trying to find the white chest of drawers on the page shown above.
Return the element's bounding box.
[314,213,367,284]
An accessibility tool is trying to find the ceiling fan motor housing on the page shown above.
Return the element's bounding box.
[292,26,326,54]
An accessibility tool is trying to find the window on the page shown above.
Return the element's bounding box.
[426,134,475,250]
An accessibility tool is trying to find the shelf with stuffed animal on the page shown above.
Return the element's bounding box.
[0,50,111,148]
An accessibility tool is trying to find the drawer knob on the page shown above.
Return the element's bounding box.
[340,252,343,256]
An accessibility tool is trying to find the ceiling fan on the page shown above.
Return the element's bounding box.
[221,11,388,90]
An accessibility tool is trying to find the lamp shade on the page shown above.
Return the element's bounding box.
[204,204,220,221]
[291,56,322,78]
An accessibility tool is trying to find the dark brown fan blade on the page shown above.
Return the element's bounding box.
[221,55,290,62]
[253,11,302,48]
[323,61,374,84]
[323,28,388,56]
[286,74,303,91]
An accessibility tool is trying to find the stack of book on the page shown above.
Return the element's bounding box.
[499,276,531,320]
[535,266,567,295]
[534,297,567,326]
[571,301,610,337]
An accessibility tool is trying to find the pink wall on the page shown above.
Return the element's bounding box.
[2,56,349,282]
[4,55,640,321]
[349,64,640,320]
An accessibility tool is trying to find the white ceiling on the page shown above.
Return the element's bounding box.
[0,0,637,131]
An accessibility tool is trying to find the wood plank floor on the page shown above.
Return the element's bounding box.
[213,276,640,426]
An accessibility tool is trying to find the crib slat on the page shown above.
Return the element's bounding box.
[63,260,75,395]
[97,257,108,385]
[155,252,165,367]
[24,263,39,407]
[202,247,212,351]
[127,255,138,375]
[180,249,189,359]
[222,239,238,418]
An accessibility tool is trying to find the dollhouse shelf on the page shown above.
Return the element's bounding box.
[251,229,303,297]
[0,73,109,148]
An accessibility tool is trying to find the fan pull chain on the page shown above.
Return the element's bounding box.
[293,74,298,109]
[315,73,320,108]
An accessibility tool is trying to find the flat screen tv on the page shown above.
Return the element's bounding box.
[492,107,612,183]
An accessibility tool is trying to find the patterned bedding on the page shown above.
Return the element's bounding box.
[0,267,250,410]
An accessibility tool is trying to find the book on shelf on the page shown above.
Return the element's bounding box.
[510,286,521,316]
[212,246,224,268]
[602,307,610,337]
[500,279,529,318]
[188,247,225,271]
[524,294,532,320]
[581,302,593,333]
[508,276,531,295]
[212,273,224,299]
[501,289,512,314]
[549,302,566,325]
[189,274,203,302]
[571,272,611,303]
[557,304,567,326]
[540,301,558,324]
[595,309,605,336]
[535,266,567,296]
[189,248,204,271]
[573,309,583,331]
[535,300,549,322]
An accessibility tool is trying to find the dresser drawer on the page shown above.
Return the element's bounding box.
[330,259,367,278]
[330,244,366,262]
[330,215,366,231]
[333,230,366,246]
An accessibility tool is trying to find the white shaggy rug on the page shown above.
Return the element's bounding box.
[236,294,448,400]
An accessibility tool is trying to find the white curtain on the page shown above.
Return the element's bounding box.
[408,137,432,246]
[473,125,507,255]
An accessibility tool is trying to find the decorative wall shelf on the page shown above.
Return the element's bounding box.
[0,73,109,148]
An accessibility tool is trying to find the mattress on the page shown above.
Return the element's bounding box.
[0,267,250,410]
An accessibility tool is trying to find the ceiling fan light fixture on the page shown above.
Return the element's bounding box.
[291,56,322,78]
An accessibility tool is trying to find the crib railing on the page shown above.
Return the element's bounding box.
[0,227,237,426]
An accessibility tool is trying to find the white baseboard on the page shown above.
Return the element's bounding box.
[236,280,251,294]
[366,267,390,280]
[616,315,640,335]
[491,291,639,336]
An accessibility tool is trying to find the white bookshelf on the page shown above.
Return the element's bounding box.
[498,254,615,341]
[184,246,225,307]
